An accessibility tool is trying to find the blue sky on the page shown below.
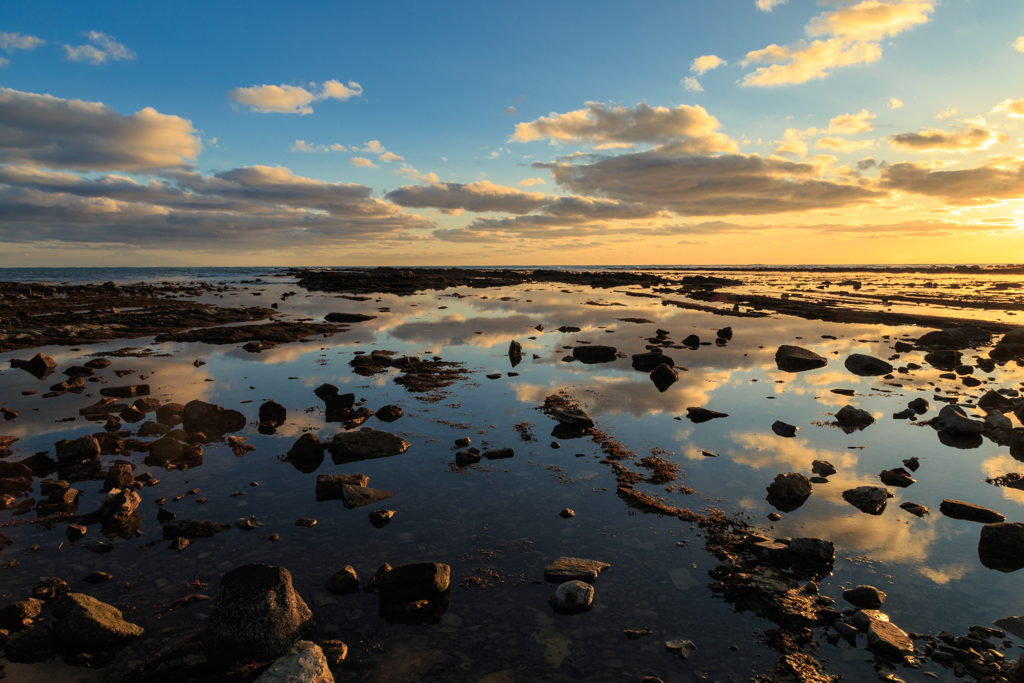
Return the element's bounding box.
[1,0,1023,265]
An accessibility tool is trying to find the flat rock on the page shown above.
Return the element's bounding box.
[341,484,394,509]
[324,312,376,323]
[842,486,890,515]
[572,345,617,364]
[844,354,893,376]
[255,640,334,683]
[940,499,1004,523]
[315,474,369,501]
[867,620,913,661]
[544,557,610,583]
[686,407,729,423]
[879,468,915,487]
[899,502,930,517]
[775,345,828,372]
[182,399,245,434]
[548,407,594,429]
[50,593,143,650]
[330,428,410,463]
[631,351,674,372]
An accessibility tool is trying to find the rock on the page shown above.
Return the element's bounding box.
[775,345,828,372]
[867,620,914,662]
[10,353,57,379]
[940,499,1004,523]
[455,450,481,466]
[286,434,325,473]
[650,363,678,391]
[766,473,812,511]
[254,640,334,683]
[483,447,514,460]
[104,462,135,492]
[99,488,141,522]
[3,625,60,663]
[182,399,246,434]
[146,436,202,468]
[544,557,610,583]
[99,384,150,399]
[843,585,886,609]
[369,510,395,528]
[548,407,594,429]
[82,571,113,584]
[155,402,185,425]
[665,638,697,659]
[834,405,874,431]
[934,404,985,434]
[879,468,915,487]
[842,486,890,515]
[133,397,162,413]
[31,577,69,603]
[549,581,594,614]
[980,523,1024,571]
[318,640,348,667]
[202,564,316,666]
[455,437,471,447]
[375,405,403,423]
[64,365,94,378]
[325,312,376,323]
[259,401,288,430]
[979,390,1015,413]
[324,566,360,595]
[228,435,255,456]
[811,460,836,477]
[342,484,394,509]
[850,609,889,630]
[789,538,835,565]
[66,524,87,542]
[54,435,100,463]
[772,421,798,437]
[329,428,410,464]
[632,351,674,372]
[314,473,370,501]
[681,334,700,347]
[686,407,729,423]
[508,340,523,360]
[51,593,144,649]
[899,502,930,517]
[162,519,231,539]
[924,349,963,371]
[844,354,893,376]
[908,397,929,414]
[717,327,733,340]
[560,508,575,519]
[376,562,450,604]
[917,328,970,349]
[119,405,146,423]
[0,599,42,631]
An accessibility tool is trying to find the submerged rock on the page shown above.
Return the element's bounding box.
[315,473,369,501]
[341,484,394,509]
[549,581,594,614]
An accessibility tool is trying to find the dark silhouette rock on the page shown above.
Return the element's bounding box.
[182,400,245,434]
[50,593,143,650]
[572,345,617,364]
[940,499,1004,523]
[325,312,376,323]
[9,353,57,379]
[775,345,828,372]
[844,354,893,376]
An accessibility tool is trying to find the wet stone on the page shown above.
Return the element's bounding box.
[544,557,610,583]
[940,499,1005,523]
[325,566,360,595]
[549,580,594,614]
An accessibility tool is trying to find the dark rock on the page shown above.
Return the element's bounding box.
[325,566,360,595]
[844,585,886,609]
[104,462,135,492]
[31,577,69,603]
[341,484,394,509]
[789,538,835,565]
[133,397,161,413]
[867,620,914,661]
[544,557,610,583]
[917,328,970,349]
[717,327,733,340]
[329,428,410,464]
[258,400,288,430]
[369,509,395,528]
[766,473,812,511]
[162,519,231,539]
[925,349,963,371]
[548,406,594,429]
[51,593,144,649]
[842,486,890,515]
[376,562,450,604]
[775,345,828,372]
[572,345,617,364]
[157,508,176,523]
[844,354,893,376]
[286,434,325,473]
[686,407,729,423]
[54,435,100,463]
[908,397,929,414]
[455,450,481,466]
[82,571,113,584]
[10,353,57,379]
[145,436,202,469]
[549,581,594,614]
[66,524,87,542]
[202,563,316,666]
[155,402,185,425]
[979,390,1015,413]
[979,523,1024,571]
[940,499,1004,523]
[3,625,60,663]
[483,447,514,460]
[934,404,985,434]
[0,598,42,632]
[811,460,836,477]
[375,405,403,422]
[325,312,376,323]
[99,384,150,399]
[772,420,798,437]
[879,468,915,487]
[632,351,674,372]
[319,639,348,667]
[682,334,700,347]
[899,502,930,517]
[560,508,575,519]
[314,473,369,501]
[182,399,245,434]
[650,363,678,391]
[64,365,95,378]
[834,405,875,431]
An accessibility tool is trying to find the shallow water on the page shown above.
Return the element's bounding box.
[1,270,1023,681]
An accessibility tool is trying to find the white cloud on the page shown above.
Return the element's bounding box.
[518,178,545,187]
[756,0,787,11]
[935,107,957,120]
[351,157,377,168]
[1015,36,1024,54]
[509,101,737,153]
[0,87,200,171]
[379,151,404,163]
[360,140,385,153]
[330,144,347,152]
[774,127,817,156]
[0,32,45,53]
[228,80,362,114]
[393,165,439,184]
[742,1,933,86]
[64,31,135,65]
[690,55,726,75]
[816,136,874,152]
[683,77,703,92]
[889,97,904,109]
[992,99,1024,119]
[827,109,876,134]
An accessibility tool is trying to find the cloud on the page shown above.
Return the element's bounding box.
[742,1,933,86]
[756,0,787,12]
[360,140,385,153]
[386,180,549,215]
[816,136,874,152]
[291,140,348,153]
[880,157,1024,206]
[0,58,7,68]
[536,150,886,217]
[935,107,957,120]
[827,109,875,134]
[0,32,45,53]
[1015,36,1024,54]
[508,101,737,153]
[774,128,816,156]
[683,77,703,92]
[888,125,1006,153]
[517,178,545,187]
[889,97,904,109]
[393,165,439,184]
[992,99,1024,119]
[690,55,726,75]
[502,106,518,116]
[64,31,135,65]
[0,87,201,172]
[379,151,404,163]
[350,157,377,168]
[228,80,362,114]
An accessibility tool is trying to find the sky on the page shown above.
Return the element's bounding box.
[1,0,1023,267]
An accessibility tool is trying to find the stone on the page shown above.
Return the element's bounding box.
[82,571,113,584]
[50,593,144,649]
[544,557,610,583]
[329,428,410,463]
[549,581,594,614]
[681,334,700,347]
[924,349,963,371]
[375,405,403,423]
[104,463,135,492]
[940,499,1004,523]
[254,640,334,683]
[560,508,575,519]
[842,486,890,515]
[162,519,231,539]
[133,397,162,413]
[99,488,141,522]
[508,340,523,360]
[843,585,886,609]
[979,390,1015,413]
[908,397,929,414]
[286,434,325,473]
[766,473,812,504]
[10,353,57,379]
[483,447,514,460]
[899,502,930,517]
[572,345,617,364]
[867,620,914,662]
[146,436,203,468]
[717,327,733,340]
[650,363,678,391]
[324,312,376,323]
[54,435,100,463]
[982,524,1024,571]
[665,639,697,659]
[341,484,394,509]
[259,401,288,429]
[934,404,985,434]
[376,562,450,604]
[811,460,836,477]
[0,599,42,632]
[455,450,481,466]
[879,468,915,487]
[686,407,729,423]
[3,626,60,663]
[369,509,395,528]
[850,609,889,630]
[324,566,360,595]
[772,420,798,437]
[182,399,246,434]
[155,402,184,426]
[632,351,674,372]
[66,524,87,542]
[31,577,69,603]
[775,345,828,372]
[834,405,874,431]
[789,538,835,565]
[314,473,369,501]
[844,354,893,376]
[202,564,316,666]
[548,407,594,429]
[99,384,150,399]
[917,328,970,349]
[318,640,348,667]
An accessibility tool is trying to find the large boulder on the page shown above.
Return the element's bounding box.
[979,523,1024,571]
[182,400,246,434]
[203,564,316,666]
[50,593,144,650]
[329,428,410,464]
[844,354,893,376]
[254,641,334,683]
[775,346,828,372]
[54,435,100,464]
[572,345,617,364]
[934,404,985,434]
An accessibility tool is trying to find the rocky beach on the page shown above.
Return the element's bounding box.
[1,265,1024,683]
